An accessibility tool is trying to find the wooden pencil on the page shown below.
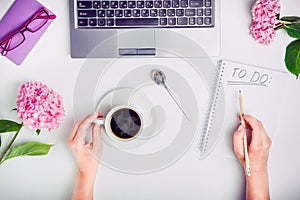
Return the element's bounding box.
[239,90,251,176]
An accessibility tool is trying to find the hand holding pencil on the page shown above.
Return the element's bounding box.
[234,91,272,174]
[233,92,272,199]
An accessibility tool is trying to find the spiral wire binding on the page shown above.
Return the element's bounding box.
[199,60,225,154]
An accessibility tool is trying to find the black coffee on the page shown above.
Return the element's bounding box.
[110,108,141,139]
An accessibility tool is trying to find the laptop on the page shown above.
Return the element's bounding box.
[69,0,220,58]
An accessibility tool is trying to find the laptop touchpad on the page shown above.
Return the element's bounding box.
[118,29,155,56]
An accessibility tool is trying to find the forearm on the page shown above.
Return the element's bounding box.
[72,170,97,200]
[246,170,270,200]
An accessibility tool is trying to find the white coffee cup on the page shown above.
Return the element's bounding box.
[94,105,143,141]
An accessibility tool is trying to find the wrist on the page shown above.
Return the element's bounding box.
[246,169,268,182]
[73,168,97,200]
[76,168,98,181]
[246,169,270,200]
[76,162,99,177]
[247,164,268,177]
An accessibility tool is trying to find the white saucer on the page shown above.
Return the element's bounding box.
[94,88,166,151]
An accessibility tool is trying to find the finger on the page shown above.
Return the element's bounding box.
[69,120,82,142]
[244,115,270,140]
[75,113,99,144]
[92,122,102,147]
[77,112,99,133]
[233,124,245,161]
[236,114,251,129]
[243,115,262,130]
[243,115,264,147]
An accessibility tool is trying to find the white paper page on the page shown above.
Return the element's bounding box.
[211,60,288,159]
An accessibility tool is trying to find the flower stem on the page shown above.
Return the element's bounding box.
[277,20,293,25]
[274,19,297,30]
[0,124,23,165]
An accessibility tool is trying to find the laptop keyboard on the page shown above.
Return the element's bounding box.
[76,0,214,28]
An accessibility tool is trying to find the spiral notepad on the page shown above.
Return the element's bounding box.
[199,60,225,159]
[199,60,288,159]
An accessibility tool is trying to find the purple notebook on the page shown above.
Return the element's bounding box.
[0,0,55,65]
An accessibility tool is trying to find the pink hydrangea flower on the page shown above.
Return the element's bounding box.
[16,82,65,131]
[250,0,281,45]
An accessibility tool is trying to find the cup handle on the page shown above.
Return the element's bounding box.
[93,118,105,125]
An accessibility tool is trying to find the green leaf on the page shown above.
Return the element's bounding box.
[4,142,53,162]
[285,39,300,78]
[283,23,300,38]
[0,120,22,134]
[36,129,41,135]
[280,16,300,23]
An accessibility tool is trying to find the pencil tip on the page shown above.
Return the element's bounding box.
[239,90,241,94]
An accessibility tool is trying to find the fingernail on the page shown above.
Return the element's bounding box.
[238,124,243,131]
[96,112,102,118]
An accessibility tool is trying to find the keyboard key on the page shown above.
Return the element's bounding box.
[89,18,97,26]
[197,8,203,16]
[78,1,92,9]
[102,1,109,8]
[181,0,188,8]
[205,17,212,25]
[116,18,158,26]
[189,17,195,25]
[154,0,162,8]
[78,10,96,17]
[78,18,88,26]
[111,1,118,8]
[98,10,105,17]
[133,9,141,17]
[160,18,167,25]
[177,17,188,25]
[93,1,101,8]
[205,8,211,16]
[137,1,145,8]
[159,9,166,16]
[106,10,114,17]
[120,1,128,8]
[190,0,203,7]
[163,0,171,8]
[167,9,175,16]
[107,18,114,26]
[168,17,176,25]
[205,0,211,7]
[150,9,158,17]
[115,10,123,17]
[146,1,154,8]
[124,9,132,17]
[196,17,203,25]
[128,1,136,8]
[98,18,106,26]
[172,0,180,8]
[185,9,195,16]
[141,9,150,17]
[176,9,184,16]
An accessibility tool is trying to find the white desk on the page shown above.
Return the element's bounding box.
[0,0,300,199]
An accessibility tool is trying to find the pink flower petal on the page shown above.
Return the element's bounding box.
[250,0,280,45]
[16,82,65,131]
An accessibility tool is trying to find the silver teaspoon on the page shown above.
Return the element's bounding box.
[152,70,190,121]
